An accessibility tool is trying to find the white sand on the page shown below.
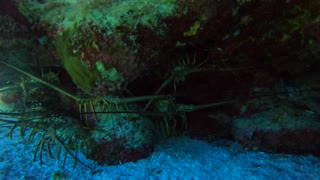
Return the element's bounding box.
[0,125,319,180]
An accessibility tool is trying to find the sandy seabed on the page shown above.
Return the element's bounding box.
[0,125,319,180]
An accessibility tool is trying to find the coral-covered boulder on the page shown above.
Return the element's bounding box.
[84,104,154,165]
[15,0,213,95]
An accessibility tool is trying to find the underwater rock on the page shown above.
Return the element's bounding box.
[233,105,320,156]
[85,104,154,165]
[15,0,214,95]
[0,90,22,112]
